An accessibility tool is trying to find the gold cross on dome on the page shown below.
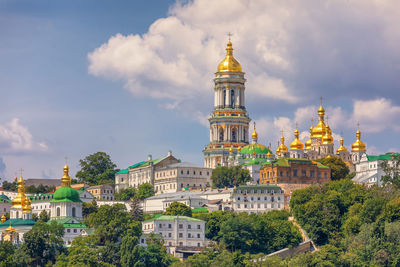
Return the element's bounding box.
[227,32,233,41]
[320,96,323,105]
[64,156,68,165]
[19,168,24,177]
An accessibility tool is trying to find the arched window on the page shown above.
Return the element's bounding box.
[57,207,60,217]
[72,207,76,217]
[232,128,237,142]
[219,128,224,142]
[223,90,226,107]
[231,90,235,108]
[16,211,19,218]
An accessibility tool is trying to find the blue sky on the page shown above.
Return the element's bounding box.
[1,0,400,180]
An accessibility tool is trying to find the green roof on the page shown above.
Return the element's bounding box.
[48,216,86,228]
[234,184,283,193]
[192,207,209,213]
[144,215,204,223]
[367,153,400,162]
[0,194,10,200]
[116,168,129,174]
[263,158,329,169]
[29,193,54,202]
[243,158,269,166]
[0,218,36,228]
[240,144,273,156]
[51,186,82,203]
[129,157,167,169]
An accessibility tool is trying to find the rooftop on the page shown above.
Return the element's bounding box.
[367,152,400,162]
[144,215,204,223]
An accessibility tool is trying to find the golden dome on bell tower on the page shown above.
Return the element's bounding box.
[217,36,242,73]
[61,164,72,187]
[311,99,327,139]
[337,137,348,153]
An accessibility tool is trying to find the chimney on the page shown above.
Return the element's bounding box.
[148,154,152,161]
[168,150,172,157]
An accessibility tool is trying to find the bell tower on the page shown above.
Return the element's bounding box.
[203,36,251,168]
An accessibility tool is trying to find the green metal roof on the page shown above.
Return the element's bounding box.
[0,194,10,200]
[144,215,204,223]
[192,207,209,213]
[243,158,269,166]
[29,193,54,202]
[240,144,273,156]
[51,186,82,203]
[0,218,36,228]
[48,216,86,228]
[234,184,283,193]
[367,153,400,162]
[116,168,129,174]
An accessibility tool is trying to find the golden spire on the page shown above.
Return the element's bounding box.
[61,164,72,187]
[352,124,366,151]
[1,215,6,223]
[251,122,258,140]
[290,127,304,151]
[337,136,348,153]
[217,34,242,73]
[311,97,326,139]
[11,172,28,211]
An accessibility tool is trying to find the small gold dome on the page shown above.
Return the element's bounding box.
[61,164,72,187]
[267,151,271,158]
[237,146,242,152]
[1,215,6,223]
[252,129,258,139]
[290,129,304,150]
[305,138,312,150]
[217,40,242,73]
[229,146,233,154]
[352,129,366,151]
[336,137,348,153]
[22,197,31,213]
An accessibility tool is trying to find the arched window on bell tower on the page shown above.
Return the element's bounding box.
[230,90,235,108]
[232,128,237,142]
[72,207,76,217]
[219,128,224,142]
[223,90,226,108]
[57,207,60,217]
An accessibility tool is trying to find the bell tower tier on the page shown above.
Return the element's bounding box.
[203,38,251,168]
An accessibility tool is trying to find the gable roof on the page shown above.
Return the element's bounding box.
[367,153,400,162]
[144,215,204,223]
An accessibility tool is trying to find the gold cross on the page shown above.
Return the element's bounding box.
[64,156,68,165]
[19,168,23,177]
[227,32,233,41]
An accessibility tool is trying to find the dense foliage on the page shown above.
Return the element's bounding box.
[211,166,252,188]
[1,180,17,191]
[76,152,119,185]
[193,210,302,254]
[115,187,137,200]
[381,154,400,189]
[26,184,56,194]
[164,202,192,217]
[317,156,349,181]
[115,183,155,201]
[290,179,400,266]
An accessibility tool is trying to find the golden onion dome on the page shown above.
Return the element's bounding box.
[217,39,242,73]
[267,151,271,158]
[312,103,327,139]
[251,129,258,140]
[277,136,289,154]
[22,197,31,213]
[352,129,366,151]
[229,146,233,154]
[61,164,72,187]
[5,223,15,233]
[11,176,26,209]
[290,129,304,150]
[305,138,312,150]
[336,137,348,154]
[1,215,6,223]
[322,125,334,145]
[237,146,242,153]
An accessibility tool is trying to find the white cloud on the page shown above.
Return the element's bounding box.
[0,118,48,154]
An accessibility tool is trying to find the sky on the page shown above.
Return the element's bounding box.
[1,0,400,181]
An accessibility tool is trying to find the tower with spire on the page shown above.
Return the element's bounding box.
[203,36,251,168]
[351,125,366,164]
[290,127,304,159]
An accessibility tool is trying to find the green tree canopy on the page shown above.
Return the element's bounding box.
[2,180,17,191]
[82,199,98,218]
[211,166,251,188]
[115,187,137,201]
[137,183,155,200]
[164,202,192,217]
[22,221,65,266]
[38,210,50,223]
[317,157,350,180]
[76,152,119,185]
[26,184,55,194]
[381,154,400,189]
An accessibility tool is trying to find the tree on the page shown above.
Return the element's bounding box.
[211,166,251,188]
[219,217,253,252]
[39,210,50,222]
[164,202,192,217]
[2,180,17,191]
[82,199,98,218]
[137,183,155,200]
[26,184,55,194]
[76,152,119,185]
[0,241,15,263]
[317,157,349,180]
[130,197,144,221]
[115,187,137,201]
[381,154,400,189]
[22,221,65,266]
